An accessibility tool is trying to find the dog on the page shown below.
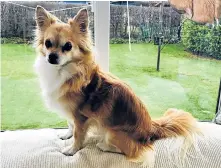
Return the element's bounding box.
[34,6,200,165]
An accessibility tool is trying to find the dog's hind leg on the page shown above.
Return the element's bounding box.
[96,141,122,153]
[95,130,121,153]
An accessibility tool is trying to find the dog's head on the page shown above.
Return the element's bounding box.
[35,6,92,66]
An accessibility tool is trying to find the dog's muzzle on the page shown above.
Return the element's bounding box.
[48,53,59,64]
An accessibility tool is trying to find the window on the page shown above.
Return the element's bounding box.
[108,1,221,121]
[1,1,94,130]
[1,1,221,131]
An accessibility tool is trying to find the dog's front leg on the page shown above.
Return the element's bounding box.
[62,113,88,156]
[58,121,74,140]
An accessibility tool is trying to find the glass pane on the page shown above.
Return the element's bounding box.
[109,2,221,120]
[1,1,94,130]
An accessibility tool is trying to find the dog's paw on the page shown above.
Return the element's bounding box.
[96,142,121,153]
[96,142,109,152]
[58,131,73,140]
[61,145,79,156]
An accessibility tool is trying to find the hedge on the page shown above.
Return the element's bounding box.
[182,20,221,60]
[1,37,29,44]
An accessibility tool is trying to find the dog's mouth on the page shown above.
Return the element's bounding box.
[61,60,75,67]
[60,56,83,68]
[46,55,74,67]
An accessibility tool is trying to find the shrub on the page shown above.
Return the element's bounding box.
[0,37,30,44]
[182,20,221,60]
[110,38,127,44]
[110,37,180,45]
[110,38,150,44]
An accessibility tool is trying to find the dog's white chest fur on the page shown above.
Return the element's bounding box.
[34,56,71,118]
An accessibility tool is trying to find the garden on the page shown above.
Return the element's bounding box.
[1,2,221,130]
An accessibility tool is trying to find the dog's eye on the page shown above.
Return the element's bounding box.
[62,42,72,52]
[45,40,52,48]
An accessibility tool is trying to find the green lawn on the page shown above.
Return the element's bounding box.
[1,43,221,130]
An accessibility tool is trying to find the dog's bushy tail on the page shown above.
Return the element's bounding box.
[152,108,200,139]
[139,108,201,167]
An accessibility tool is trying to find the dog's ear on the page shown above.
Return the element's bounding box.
[69,9,89,33]
[35,5,56,31]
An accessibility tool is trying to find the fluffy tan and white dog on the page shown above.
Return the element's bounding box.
[34,6,200,165]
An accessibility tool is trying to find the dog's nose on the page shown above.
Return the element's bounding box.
[48,53,59,64]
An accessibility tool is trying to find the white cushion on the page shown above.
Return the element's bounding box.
[1,122,221,168]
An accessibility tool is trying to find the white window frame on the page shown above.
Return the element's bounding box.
[92,1,110,72]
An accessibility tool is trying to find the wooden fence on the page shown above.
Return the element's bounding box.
[1,2,181,41]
